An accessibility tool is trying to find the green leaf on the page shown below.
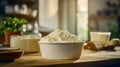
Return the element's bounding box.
[13,17,19,22]
[5,27,13,32]
[20,18,28,24]
[18,27,23,32]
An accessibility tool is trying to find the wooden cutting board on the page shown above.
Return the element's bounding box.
[0,46,120,67]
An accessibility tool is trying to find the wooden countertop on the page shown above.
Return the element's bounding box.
[0,46,120,67]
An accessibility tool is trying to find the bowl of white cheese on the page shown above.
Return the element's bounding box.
[10,34,41,53]
[39,29,83,59]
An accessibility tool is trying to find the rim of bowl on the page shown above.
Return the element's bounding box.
[0,47,20,51]
[39,41,84,44]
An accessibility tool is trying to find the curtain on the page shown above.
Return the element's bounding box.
[38,0,77,34]
[39,0,58,31]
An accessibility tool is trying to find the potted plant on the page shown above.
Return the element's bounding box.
[0,16,28,46]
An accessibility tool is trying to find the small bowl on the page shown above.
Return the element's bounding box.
[0,47,24,63]
[39,42,83,59]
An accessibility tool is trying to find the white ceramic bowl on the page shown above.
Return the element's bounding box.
[39,42,83,59]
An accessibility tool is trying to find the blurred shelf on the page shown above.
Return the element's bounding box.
[14,0,36,5]
[96,15,117,19]
[89,15,117,20]
[6,13,37,23]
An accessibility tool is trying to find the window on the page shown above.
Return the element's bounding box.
[77,0,88,41]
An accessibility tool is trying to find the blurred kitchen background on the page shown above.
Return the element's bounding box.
[0,0,120,41]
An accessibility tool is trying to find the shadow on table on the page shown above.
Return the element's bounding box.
[34,58,120,67]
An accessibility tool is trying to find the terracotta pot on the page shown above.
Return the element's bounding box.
[4,31,21,47]
[0,37,4,46]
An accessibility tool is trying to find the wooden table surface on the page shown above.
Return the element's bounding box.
[0,46,120,67]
